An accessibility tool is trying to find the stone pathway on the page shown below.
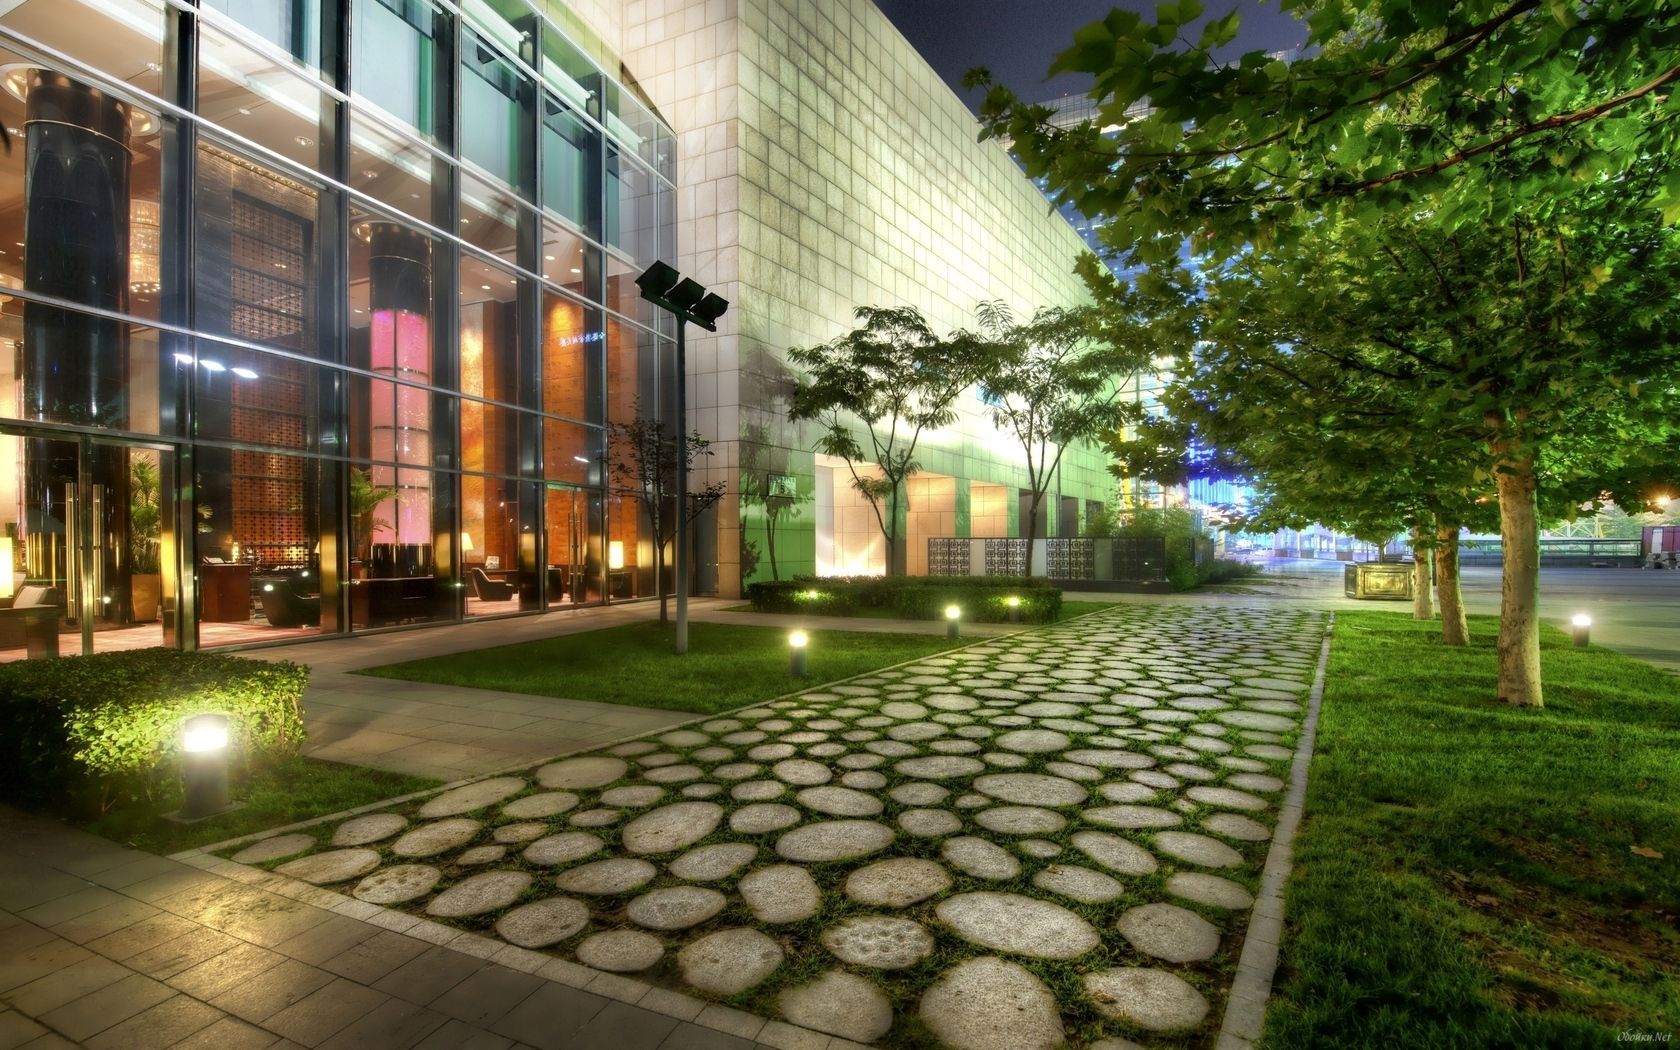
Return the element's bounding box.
[194,604,1325,1048]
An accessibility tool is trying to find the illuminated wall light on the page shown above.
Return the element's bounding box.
[231,367,259,380]
[0,537,12,598]
[608,541,625,570]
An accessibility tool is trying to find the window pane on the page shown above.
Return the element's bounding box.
[544,483,601,605]
[350,113,440,226]
[195,139,320,355]
[542,220,591,299]
[201,0,321,70]
[195,447,328,641]
[543,418,600,486]
[190,342,324,453]
[460,172,521,264]
[542,291,601,425]
[461,26,530,191]
[605,147,658,266]
[351,0,445,142]
[2,311,167,434]
[198,22,328,171]
[462,475,535,615]
[459,255,523,475]
[348,464,456,628]
[0,0,166,102]
[541,97,594,231]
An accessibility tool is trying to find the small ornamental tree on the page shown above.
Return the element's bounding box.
[976,300,1149,573]
[788,306,998,576]
[608,399,725,625]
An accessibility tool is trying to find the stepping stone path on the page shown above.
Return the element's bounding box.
[236,603,1320,1046]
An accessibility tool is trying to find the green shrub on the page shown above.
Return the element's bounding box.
[746,575,1061,623]
[1201,558,1262,584]
[0,648,309,812]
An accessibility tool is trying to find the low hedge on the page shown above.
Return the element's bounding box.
[746,575,1062,623]
[0,648,309,812]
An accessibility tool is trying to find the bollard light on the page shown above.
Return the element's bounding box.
[180,714,232,820]
[789,630,809,677]
[945,604,961,640]
[1571,613,1591,648]
[1005,595,1021,623]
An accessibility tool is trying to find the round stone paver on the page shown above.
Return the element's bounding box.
[822,915,934,969]
[935,892,1099,959]
[942,837,1021,880]
[796,785,883,817]
[1084,804,1183,830]
[391,819,482,859]
[522,832,604,867]
[554,858,657,896]
[1115,902,1221,962]
[975,806,1066,836]
[776,820,896,862]
[669,843,757,882]
[1185,786,1270,811]
[899,808,963,838]
[731,780,785,801]
[575,930,663,972]
[1062,748,1155,770]
[1204,813,1271,841]
[1227,772,1287,792]
[1167,872,1255,910]
[890,782,949,806]
[352,864,440,904]
[501,792,579,819]
[895,755,986,780]
[457,845,506,866]
[973,773,1087,807]
[731,804,801,835]
[492,822,548,844]
[1216,710,1297,732]
[417,777,527,818]
[536,756,628,789]
[1070,831,1159,876]
[1153,831,1245,869]
[994,729,1071,754]
[678,928,784,995]
[845,858,952,908]
[739,865,821,923]
[275,849,380,884]
[920,956,1065,1050]
[331,814,407,847]
[771,758,832,785]
[426,871,531,917]
[627,886,727,930]
[1083,967,1209,1032]
[232,834,315,864]
[779,970,893,1044]
[1032,864,1124,904]
[494,897,590,947]
[599,785,664,808]
[620,802,723,855]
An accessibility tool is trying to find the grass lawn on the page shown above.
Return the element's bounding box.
[357,620,974,715]
[1265,612,1679,1048]
[719,599,1117,622]
[82,757,439,856]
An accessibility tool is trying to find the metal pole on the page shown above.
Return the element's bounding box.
[675,318,689,654]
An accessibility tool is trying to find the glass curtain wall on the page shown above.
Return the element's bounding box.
[0,0,674,662]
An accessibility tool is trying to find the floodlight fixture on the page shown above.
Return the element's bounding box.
[667,277,706,311]
[635,260,681,298]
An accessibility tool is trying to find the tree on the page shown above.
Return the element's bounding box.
[973,2,1680,705]
[739,423,813,582]
[608,399,726,625]
[787,306,997,576]
[975,301,1151,575]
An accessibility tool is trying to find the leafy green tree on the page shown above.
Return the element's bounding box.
[787,307,997,576]
[974,2,1680,706]
[975,301,1150,573]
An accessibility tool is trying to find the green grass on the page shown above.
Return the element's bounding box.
[356,620,974,715]
[720,599,1117,622]
[1265,612,1680,1049]
[82,757,439,855]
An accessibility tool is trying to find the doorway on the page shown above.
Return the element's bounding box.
[0,428,174,660]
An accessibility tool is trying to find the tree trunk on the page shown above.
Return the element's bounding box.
[655,537,668,625]
[1022,489,1043,580]
[884,479,906,576]
[766,510,779,580]
[1435,523,1468,646]
[1410,528,1432,620]
[1493,449,1543,706]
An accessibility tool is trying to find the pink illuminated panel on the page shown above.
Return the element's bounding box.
[369,309,432,544]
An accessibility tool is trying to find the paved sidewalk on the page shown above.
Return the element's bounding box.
[0,808,784,1050]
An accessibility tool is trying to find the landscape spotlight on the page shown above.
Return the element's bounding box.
[1005,595,1021,623]
[180,714,231,820]
[1571,613,1591,647]
[945,604,961,640]
[789,630,809,677]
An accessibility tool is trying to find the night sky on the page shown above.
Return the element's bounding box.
[873,1,1311,111]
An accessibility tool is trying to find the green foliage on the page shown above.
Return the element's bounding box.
[128,456,161,575]
[746,575,1063,623]
[0,648,309,813]
[349,467,397,559]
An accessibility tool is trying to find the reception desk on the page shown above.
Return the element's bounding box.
[200,563,253,622]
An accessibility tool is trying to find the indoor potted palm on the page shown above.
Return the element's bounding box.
[349,468,397,579]
[129,456,162,622]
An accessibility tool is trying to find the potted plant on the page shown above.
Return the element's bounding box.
[129,456,162,622]
[349,468,397,579]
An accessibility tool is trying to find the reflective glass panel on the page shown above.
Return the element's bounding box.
[351,0,445,142]
[541,290,601,425]
[350,112,440,226]
[461,25,530,192]
[198,23,328,171]
[201,0,322,71]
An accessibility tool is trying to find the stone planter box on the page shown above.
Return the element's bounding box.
[1343,561,1414,600]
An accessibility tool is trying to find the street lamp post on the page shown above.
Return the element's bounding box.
[636,262,729,655]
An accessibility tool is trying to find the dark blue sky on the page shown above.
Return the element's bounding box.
[874,1,1311,110]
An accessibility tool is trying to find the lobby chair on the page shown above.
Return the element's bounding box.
[468,567,515,601]
[258,576,321,628]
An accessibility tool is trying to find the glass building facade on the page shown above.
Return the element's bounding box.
[0,0,678,660]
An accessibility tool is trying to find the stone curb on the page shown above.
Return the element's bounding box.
[1214,610,1335,1050]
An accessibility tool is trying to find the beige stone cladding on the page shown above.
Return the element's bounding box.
[615,0,1113,595]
